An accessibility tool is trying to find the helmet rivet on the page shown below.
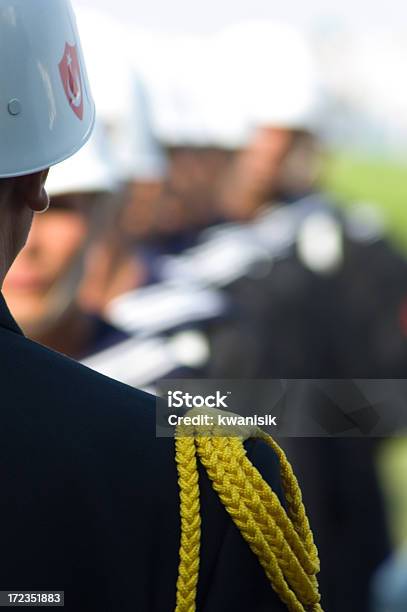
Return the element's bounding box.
[8,99,22,116]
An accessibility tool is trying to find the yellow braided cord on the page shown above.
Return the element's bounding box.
[175,421,323,612]
[257,430,319,567]
[197,436,320,609]
[175,431,201,612]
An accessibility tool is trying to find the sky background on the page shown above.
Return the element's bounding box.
[81,0,406,32]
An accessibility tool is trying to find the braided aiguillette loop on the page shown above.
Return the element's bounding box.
[197,436,320,610]
[224,435,318,575]
[174,409,324,612]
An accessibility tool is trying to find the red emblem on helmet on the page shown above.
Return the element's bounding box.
[59,43,84,120]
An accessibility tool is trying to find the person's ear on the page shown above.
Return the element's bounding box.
[15,169,50,214]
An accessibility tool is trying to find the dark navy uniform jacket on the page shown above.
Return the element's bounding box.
[0,294,287,612]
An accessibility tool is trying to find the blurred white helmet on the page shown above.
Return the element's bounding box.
[134,32,249,150]
[119,74,167,180]
[0,0,95,178]
[74,5,167,181]
[216,21,324,135]
[157,34,210,147]
[46,122,117,197]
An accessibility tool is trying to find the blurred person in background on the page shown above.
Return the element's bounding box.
[140,146,232,254]
[217,20,407,377]
[73,26,248,382]
[69,9,236,387]
[104,29,260,341]
[126,32,240,258]
[73,5,169,313]
[155,21,407,379]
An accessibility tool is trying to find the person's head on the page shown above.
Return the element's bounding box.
[144,147,234,239]
[214,20,324,221]
[3,118,117,336]
[219,128,322,221]
[0,0,95,281]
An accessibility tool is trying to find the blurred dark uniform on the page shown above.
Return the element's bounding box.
[158,192,401,611]
[96,281,229,389]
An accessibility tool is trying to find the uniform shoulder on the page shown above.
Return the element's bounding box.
[0,326,155,427]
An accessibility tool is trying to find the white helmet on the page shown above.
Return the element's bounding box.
[0,0,95,178]
[215,21,323,135]
[46,122,117,197]
[74,6,167,181]
[134,32,249,151]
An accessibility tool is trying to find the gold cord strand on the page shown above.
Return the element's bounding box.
[196,436,321,611]
[257,430,319,566]
[175,429,201,612]
[175,422,323,612]
[222,436,318,574]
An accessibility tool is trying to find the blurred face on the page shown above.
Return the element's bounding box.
[120,148,234,243]
[219,127,294,221]
[162,148,233,229]
[119,180,164,240]
[3,194,93,335]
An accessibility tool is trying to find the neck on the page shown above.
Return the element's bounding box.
[0,182,31,289]
[0,255,9,289]
[0,203,14,288]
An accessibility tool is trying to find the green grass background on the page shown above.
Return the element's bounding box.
[324,151,407,252]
